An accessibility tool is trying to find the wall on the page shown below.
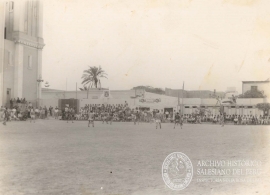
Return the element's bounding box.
[41,89,269,115]
[242,82,270,97]
[42,89,136,100]
[40,99,58,108]
[4,1,14,41]
[3,39,15,105]
[22,46,38,102]
[165,88,225,98]
[165,88,188,98]
[0,2,5,106]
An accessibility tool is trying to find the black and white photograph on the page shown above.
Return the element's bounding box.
[0,0,270,194]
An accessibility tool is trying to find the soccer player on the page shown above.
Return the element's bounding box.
[2,107,8,125]
[104,110,109,124]
[65,106,69,123]
[180,114,183,129]
[132,112,136,125]
[35,107,40,119]
[174,112,180,129]
[155,110,162,129]
[135,111,140,125]
[88,110,95,127]
[101,111,105,124]
[70,107,75,123]
[108,111,114,125]
[30,108,35,123]
[54,107,59,119]
[220,114,225,127]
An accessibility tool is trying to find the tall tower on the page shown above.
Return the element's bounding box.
[0,0,45,107]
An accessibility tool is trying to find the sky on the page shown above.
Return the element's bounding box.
[42,0,270,92]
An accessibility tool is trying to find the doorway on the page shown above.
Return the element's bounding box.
[6,88,11,108]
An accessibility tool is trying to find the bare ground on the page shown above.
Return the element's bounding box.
[0,120,269,195]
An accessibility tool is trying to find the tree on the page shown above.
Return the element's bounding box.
[238,90,266,98]
[132,86,165,95]
[256,103,270,115]
[81,66,107,98]
[79,86,88,91]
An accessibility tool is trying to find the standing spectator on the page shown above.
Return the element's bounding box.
[165,110,169,119]
[35,107,40,118]
[44,106,48,119]
[10,99,13,108]
[49,106,52,116]
[55,107,59,119]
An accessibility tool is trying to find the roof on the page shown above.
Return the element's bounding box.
[242,81,270,83]
[42,88,65,92]
[42,88,108,92]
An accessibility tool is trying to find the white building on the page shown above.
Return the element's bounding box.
[242,80,270,97]
[0,0,45,107]
[41,88,269,116]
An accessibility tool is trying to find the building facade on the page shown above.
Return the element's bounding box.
[41,88,268,116]
[165,88,225,98]
[0,0,44,107]
[242,81,270,98]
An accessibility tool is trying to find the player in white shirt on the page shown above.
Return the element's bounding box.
[88,110,95,127]
[54,107,59,119]
[30,108,35,123]
[155,110,162,129]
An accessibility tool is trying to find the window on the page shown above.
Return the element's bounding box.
[185,106,189,108]
[9,1,14,12]
[251,86,257,91]
[28,55,32,69]
[4,27,6,39]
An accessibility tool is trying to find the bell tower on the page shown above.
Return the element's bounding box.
[0,0,45,107]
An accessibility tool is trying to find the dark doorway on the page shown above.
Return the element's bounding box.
[164,107,173,113]
[6,88,11,107]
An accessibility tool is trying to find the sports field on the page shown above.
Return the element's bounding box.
[0,120,269,195]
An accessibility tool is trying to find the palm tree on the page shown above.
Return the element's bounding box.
[81,66,107,98]
[79,86,88,91]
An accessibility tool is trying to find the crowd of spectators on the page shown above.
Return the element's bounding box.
[183,114,270,125]
[1,100,270,125]
[74,102,153,122]
[0,103,58,121]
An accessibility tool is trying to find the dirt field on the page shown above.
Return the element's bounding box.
[0,120,269,195]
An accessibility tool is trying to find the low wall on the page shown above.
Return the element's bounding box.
[40,93,269,115]
[40,99,58,108]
